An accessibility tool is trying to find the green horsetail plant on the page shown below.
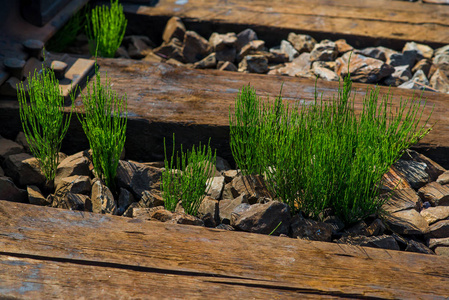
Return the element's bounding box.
[229,85,265,176]
[86,0,127,58]
[78,66,127,190]
[17,67,74,182]
[230,74,433,225]
[162,136,216,216]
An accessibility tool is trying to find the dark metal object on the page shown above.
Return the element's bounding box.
[22,39,44,58]
[20,0,71,27]
[3,58,26,80]
[50,60,68,79]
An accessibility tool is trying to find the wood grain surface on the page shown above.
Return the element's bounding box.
[87,58,449,166]
[0,200,448,299]
[124,0,449,48]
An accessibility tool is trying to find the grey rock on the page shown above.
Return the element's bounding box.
[389,50,418,69]
[216,47,236,63]
[0,166,3,176]
[356,47,388,62]
[236,28,258,51]
[219,194,248,224]
[0,136,23,162]
[230,203,251,225]
[401,149,445,182]
[148,208,173,222]
[215,223,235,231]
[313,66,339,81]
[437,170,449,185]
[418,182,449,206]
[209,32,237,52]
[412,59,431,78]
[365,219,386,236]
[263,49,289,64]
[323,215,345,234]
[117,188,135,215]
[335,52,394,83]
[197,196,219,227]
[0,176,27,202]
[4,153,46,186]
[428,237,449,249]
[162,17,186,43]
[383,65,412,87]
[344,220,368,236]
[238,55,268,73]
[182,31,211,63]
[430,68,449,93]
[52,192,89,211]
[215,156,231,172]
[15,132,30,153]
[217,61,238,72]
[56,175,91,195]
[334,39,353,55]
[403,42,433,60]
[193,53,217,69]
[140,190,164,208]
[411,69,430,85]
[230,174,271,204]
[55,151,91,188]
[426,220,449,239]
[309,39,337,62]
[27,185,51,206]
[167,212,204,226]
[232,201,290,235]
[153,38,184,61]
[91,178,117,214]
[311,61,336,71]
[391,232,409,248]
[405,239,435,254]
[206,176,225,200]
[270,52,311,77]
[280,40,299,61]
[338,235,400,251]
[221,181,234,200]
[237,40,265,61]
[382,188,420,213]
[421,206,449,225]
[393,159,429,189]
[290,214,333,242]
[116,160,162,200]
[383,208,429,235]
[381,166,413,192]
[287,33,316,54]
[433,44,449,77]
[223,170,238,183]
[398,79,434,91]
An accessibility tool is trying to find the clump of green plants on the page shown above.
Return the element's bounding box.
[17,67,74,182]
[162,136,216,216]
[46,5,88,52]
[77,66,128,190]
[230,74,433,225]
[86,0,127,58]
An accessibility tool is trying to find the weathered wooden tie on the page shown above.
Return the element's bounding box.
[124,0,449,49]
[87,58,449,166]
[0,200,448,299]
